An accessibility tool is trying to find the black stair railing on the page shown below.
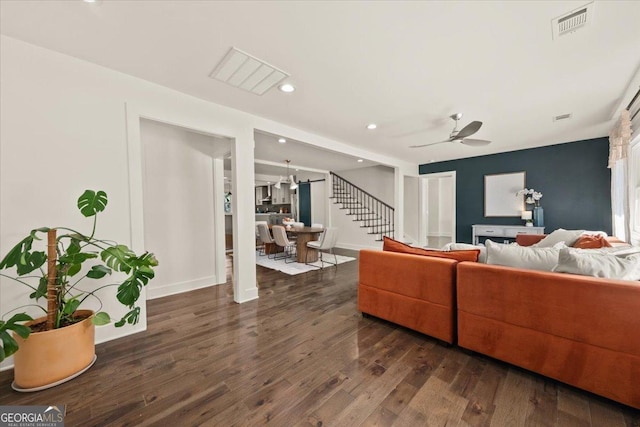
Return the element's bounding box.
[330,172,395,240]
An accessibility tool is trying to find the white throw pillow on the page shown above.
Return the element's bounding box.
[533,229,584,248]
[441,242,487,263]
[554,247,640,281]
[486,239,565,271]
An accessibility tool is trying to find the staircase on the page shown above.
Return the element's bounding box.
[330,172,395,241]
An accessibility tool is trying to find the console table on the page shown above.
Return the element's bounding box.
[472,224,545,245]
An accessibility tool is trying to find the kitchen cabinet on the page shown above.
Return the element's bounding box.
[272,183,291,204]
[255,186,270,205]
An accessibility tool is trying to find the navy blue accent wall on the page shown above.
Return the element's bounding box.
[419,137,612,243]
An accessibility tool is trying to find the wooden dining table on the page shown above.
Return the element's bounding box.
[285,226,324,263]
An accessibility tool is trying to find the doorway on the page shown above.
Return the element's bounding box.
[421,171,456,248]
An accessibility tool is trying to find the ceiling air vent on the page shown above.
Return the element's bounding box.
[210,47,290,96]
[553,113,572,122]
[552,2,594,40]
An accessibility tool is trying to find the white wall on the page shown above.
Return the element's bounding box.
[331,166,395,250]
[309,181,326,227]
[141,119,222,299]
[403,176,420,243]
[427,178,441,234]
[335,165,394,205]
[0,35,414,370]
[0,35,258,370]
[439,177,453,236]
[426,176,453,237]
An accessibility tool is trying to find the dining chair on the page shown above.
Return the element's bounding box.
[257,223,276,258]
[272,225,296,263]
[306,227,339,268]
[255,220,268,253]
[311,223,324,240]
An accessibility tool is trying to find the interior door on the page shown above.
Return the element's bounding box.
[298,182,311,226]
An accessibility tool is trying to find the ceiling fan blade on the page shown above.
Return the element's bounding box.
[456,121,482,139]
[409,139,451,148]
[461,138,492,147]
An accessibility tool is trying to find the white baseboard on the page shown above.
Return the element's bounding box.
[0,322,148,372]
[336,241,382,251]
[147,275,220,300]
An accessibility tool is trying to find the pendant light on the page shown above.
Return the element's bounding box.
[274,160,297,190]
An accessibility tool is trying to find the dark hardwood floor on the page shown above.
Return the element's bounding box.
[1,249,639,426]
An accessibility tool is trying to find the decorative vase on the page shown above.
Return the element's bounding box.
[533,206,544,227]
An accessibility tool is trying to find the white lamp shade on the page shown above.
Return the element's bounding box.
[289,175,298,190]
[521,211,532,220]
[274,178,282,189]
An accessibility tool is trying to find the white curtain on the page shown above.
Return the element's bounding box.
[609,110,632,240]
[611,159,629,241]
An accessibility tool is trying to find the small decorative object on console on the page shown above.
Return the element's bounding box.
[517,188,544,227]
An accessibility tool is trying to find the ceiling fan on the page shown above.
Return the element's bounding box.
[410,113,491,148]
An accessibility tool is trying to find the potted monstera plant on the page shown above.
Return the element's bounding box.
[0,190,158,390]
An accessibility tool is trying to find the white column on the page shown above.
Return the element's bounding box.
[394,168,404,241]
[212,157,226,284]
[231,130,258,303]
[325,172,332,227]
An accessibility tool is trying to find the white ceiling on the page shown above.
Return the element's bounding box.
[1,1,639,164]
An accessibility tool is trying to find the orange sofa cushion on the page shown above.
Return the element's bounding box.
[515,234,546,246]
[572,234,612,249]
[383,236,479,262]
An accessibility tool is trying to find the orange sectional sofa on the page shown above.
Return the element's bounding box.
[358,249,457,344]
[358,247,640,409]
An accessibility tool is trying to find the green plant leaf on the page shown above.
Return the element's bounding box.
[16,251,46,276]
[0,313,33,361]
[10,324,31,339]
[66,263,82,277]
[116,265,155,308]
[0,331,18,362]
[0,236,32,269]
[67,238,81,255]
[114,307,140,328]
[29,276,48,300]
[30,227,50,240]
[62,298,81,316]
[101,245,135,273]
[129,252,159,268]
[116,279,140,308]
[59,251,98,265]
[77,190,108,217]
[86,265,112,279]
[92,312,110,326]
[7,313,33,324]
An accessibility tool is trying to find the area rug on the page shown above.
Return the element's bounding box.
[255,252,356,275]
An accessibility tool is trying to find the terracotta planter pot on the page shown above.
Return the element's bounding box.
[13,309,96,390]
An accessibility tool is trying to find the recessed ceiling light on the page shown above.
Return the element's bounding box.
[278,83,295,93]
[295,168,299,171]
[357,159,364,163]
[83,0,98,3]
[366,123,377,130]
[278,138,286,143]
